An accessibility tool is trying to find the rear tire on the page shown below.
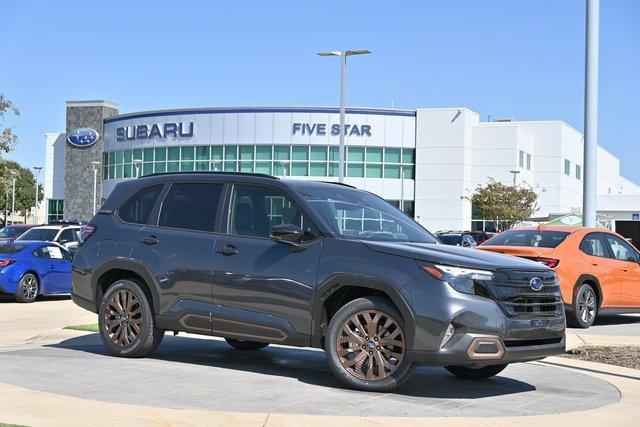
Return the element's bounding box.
[225,338,269,350]
[445,364,508,379]
[325,296,416,392]
[15,273,39,303]
[567,283,597,328]
[98,279,164,358]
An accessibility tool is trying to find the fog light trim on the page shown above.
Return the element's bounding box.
[467,337,506,360]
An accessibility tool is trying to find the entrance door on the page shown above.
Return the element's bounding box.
[212,184,322,345]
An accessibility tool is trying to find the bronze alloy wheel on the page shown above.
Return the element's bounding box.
[103,289,143,347]
[336,309,406,381]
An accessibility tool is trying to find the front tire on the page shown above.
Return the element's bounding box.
[98,279,164,358]
[567,283,597,328]
[325,296,416,392]
[225,338,269,350]
[445,364,508,379]
[15,273,39,303]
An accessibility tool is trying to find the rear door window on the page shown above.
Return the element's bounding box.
[158,183,223,232]
[58,229,77,243]
[118,185,164,225]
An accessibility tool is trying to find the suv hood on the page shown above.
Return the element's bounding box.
[364,241,549,271]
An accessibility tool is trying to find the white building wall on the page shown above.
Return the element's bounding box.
[414,108,477,231]
[44,132,66,200]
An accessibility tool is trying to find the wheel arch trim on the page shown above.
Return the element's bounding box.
[311,274,416,348]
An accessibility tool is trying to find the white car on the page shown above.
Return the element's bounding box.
[17,223,81,250]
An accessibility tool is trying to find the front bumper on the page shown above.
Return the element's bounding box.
[407,333,565,365]
[400,273,566,366]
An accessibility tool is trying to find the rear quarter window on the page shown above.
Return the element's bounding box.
[0,243,27,254]
[117,184,164,225]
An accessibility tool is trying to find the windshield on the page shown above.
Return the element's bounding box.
[0,243,27,254]
[482,230,570,248]
[437,234,462,245]
[300,185,437,243]
[17,228,58,242]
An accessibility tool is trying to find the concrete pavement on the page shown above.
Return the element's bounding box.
[1,298,639,426]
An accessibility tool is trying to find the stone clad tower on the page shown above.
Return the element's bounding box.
[64,100,119,220]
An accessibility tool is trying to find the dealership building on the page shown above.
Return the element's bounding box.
[44,100,640,234]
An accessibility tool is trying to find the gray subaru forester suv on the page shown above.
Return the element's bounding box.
[72,172,565,392]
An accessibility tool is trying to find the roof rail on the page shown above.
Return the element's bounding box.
[320,181,357,189]
[139,171,279,180]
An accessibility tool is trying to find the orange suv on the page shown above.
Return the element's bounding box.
[478,226,640,328]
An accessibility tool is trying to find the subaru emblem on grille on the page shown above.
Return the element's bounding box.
[529,277,544,291]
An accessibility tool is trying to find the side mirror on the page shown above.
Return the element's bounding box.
[462,241,470,247]
[270,224,305,250]
[59,239,69,245]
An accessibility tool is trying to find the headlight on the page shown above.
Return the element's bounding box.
[420,263,494,295]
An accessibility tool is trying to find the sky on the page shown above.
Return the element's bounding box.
[1,0,639,182]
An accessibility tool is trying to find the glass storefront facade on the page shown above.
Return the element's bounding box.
[47,199,64,222]
[102,145,415,181]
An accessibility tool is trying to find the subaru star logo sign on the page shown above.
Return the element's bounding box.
[67,128,99,148]
[529,277,544,292]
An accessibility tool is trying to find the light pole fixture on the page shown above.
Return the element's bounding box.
[91,161,101,215]
[509,170,520,187]
[317,49,371,183]
[583,0,600,227]
[10,172,16,223]
[133,159,143,178]
[33,166,43,224]
[278,161,288,178]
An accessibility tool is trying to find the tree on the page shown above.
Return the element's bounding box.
[0,94,20,154]
[0,160,43,225]
[468,178,539,232]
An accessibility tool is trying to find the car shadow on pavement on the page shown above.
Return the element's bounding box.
[0,294,70,304]
[48,333,536,399]
[593,314,640,326]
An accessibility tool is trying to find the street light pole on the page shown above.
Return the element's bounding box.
[318,49,371,183]
[33,166,43,224]
[91,161,101,215]
[11,177,16,221]
[583,0,599,228]
[133,159,143,178]
[510,170,520,187]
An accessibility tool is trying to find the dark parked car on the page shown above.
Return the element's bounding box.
[72,172,565,392]
[469,231,496,245]
[435,230,477,248]
[0,224,35,242]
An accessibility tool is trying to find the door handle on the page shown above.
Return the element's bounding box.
[591,263,599,267]
[140,235,159,245]
[217,244,238,256]
[49,265,55,270]
[622,267,629,272]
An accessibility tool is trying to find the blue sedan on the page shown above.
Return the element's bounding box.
[0,241,72,303]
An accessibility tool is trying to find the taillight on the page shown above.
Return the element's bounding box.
[79,224,97,242]
[534,257,560,268]
[0,259,16,268]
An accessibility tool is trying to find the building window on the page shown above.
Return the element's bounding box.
[519,150,525,168]
[386,200,415,218]
[102,145,416,181]
[564,159,571,175]
[576,164,582,180]
[47,199,64,222]
[526,153,531,171]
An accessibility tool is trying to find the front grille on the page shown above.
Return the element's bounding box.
[482,270,563,317]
